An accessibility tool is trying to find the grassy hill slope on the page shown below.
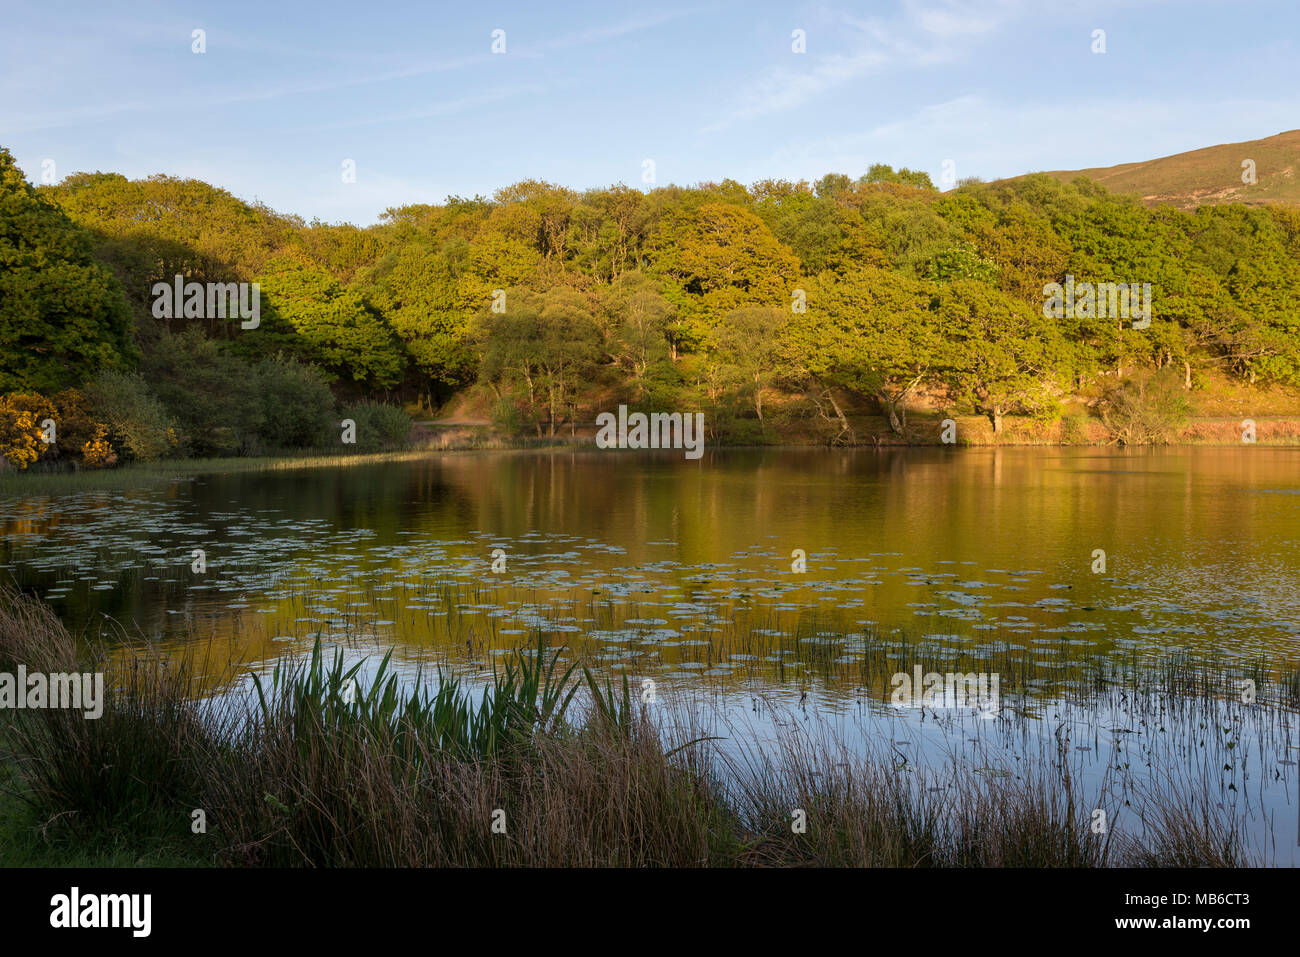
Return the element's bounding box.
[1019,129,1300,209]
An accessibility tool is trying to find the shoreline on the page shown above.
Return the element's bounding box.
[3,427,1300,495]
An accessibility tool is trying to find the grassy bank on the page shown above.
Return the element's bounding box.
[0,450,439,496]
[0,586,1273,868]
[0,433,593,495]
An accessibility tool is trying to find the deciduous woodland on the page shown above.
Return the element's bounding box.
[3,147,1299,468]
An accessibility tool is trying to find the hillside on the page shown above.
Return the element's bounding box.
[5,139,1300,465]
[1023,129,1300,209]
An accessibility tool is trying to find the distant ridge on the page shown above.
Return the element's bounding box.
[1013,129,1300,209]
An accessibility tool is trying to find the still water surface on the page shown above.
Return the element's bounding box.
[3,447,1299,860]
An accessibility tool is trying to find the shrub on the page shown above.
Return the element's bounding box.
[1059,408,1092,445]
[490,395,523,435]
[340,401,412,452]
[253,356,336,450]
[139,329,262,456]
[0,390,119,470]
[79,424,116,467]
[640,359,688,412]
[1098,368,1191,445]
[51,388,116,467]
[707,399,764,445]
[85,371,177,462]
[0,393,55,469]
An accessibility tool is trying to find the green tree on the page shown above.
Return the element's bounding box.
[358,241,474,401]
[935,280,1066,432]
[256,256,405,388]
[473,287,603,435]
[645,202,800,351]
[709,306,789,425]
[84,371,176,461]
[923,241,999,284]
[788,269,940,434]
[863,164,936,190]
[139,328,263,455]
[252,356,336,448]
[751,180,844,274]
[601,272,675,395]
[0,148,136,392]
[42,170,298,325]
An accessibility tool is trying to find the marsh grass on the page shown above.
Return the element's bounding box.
[0,585,1286,867]
[1120,764,1263,867]
[0,593,236,844]
[204,631,730,866]
[719,730,1114,867]
[0,451,436,496]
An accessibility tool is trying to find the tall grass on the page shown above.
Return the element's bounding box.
[0,585,1279,867]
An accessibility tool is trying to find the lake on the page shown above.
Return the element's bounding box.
[3,446,1299,861]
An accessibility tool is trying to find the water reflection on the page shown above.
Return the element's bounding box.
[2,447,1298,858]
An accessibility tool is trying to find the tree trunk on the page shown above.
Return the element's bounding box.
[1183,360,1192,390]
[886,396,906,434]
[826,390,852,443]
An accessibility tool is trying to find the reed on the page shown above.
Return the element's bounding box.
[0,586,1280,867]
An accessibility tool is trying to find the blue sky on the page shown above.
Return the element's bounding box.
[3,0,1296,225]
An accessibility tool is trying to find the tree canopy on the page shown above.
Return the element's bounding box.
[0,148,135,392]
[4,151,1297,440]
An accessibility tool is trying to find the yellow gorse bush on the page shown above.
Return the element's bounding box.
[0,391,115,470]
[81,424,116,468]
[0,395,52,470]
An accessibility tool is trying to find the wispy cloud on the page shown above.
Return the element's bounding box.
[290,84,560,133]
[703,51,889,131]
[902,0,1022,39]
[3,0,1284,227]
[703,0,1030,131]
[0,54,491,135]
[1,9,686,135]
[533,8,695,53]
